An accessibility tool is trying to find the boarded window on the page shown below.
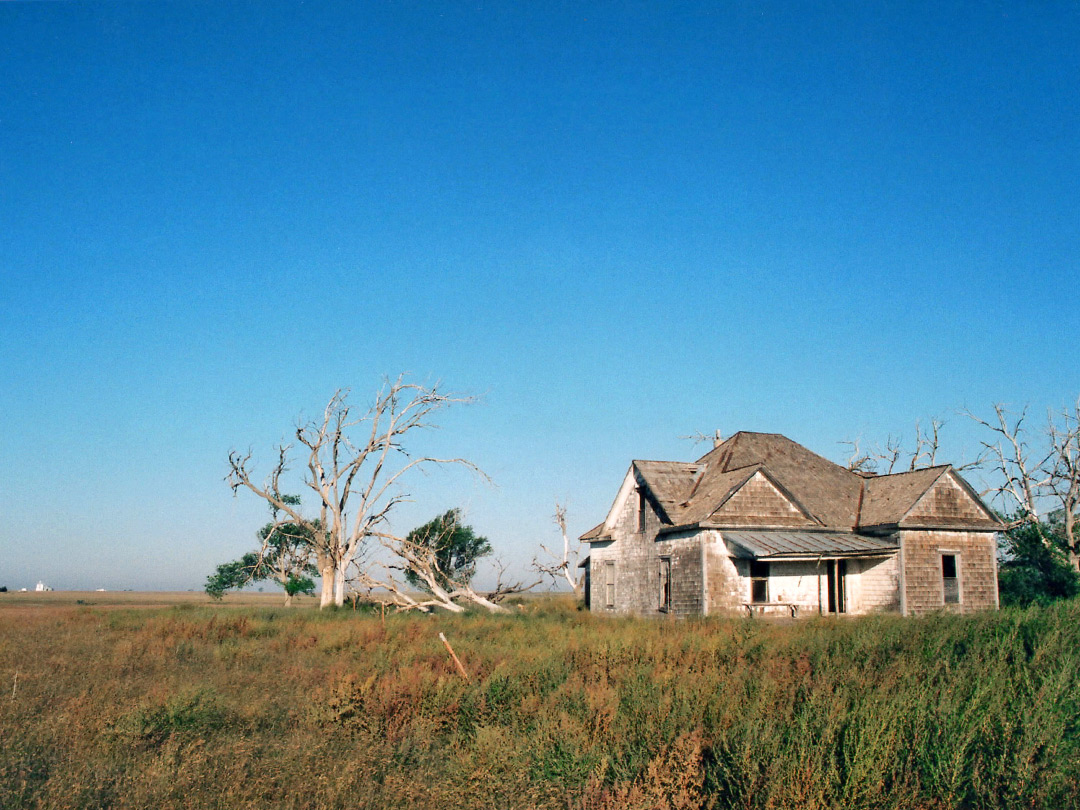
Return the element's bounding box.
[659,557,671,611]
[750,560,769,603]
[942,554,960,604]
[604,561,615,608]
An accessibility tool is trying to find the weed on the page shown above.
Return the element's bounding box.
[2,599,1079,809]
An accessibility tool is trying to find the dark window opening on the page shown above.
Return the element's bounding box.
[942,554,959,604]
[750,560,769,603]
[604,562,615,608]
[659,557,671,611]
[637,487,647,532]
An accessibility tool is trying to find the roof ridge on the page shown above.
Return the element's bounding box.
[874,464,951,479]
[718,461,765,474]
[633,459,700,466]
[694,431,742,465]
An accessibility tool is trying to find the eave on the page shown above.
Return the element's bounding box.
[753,550,898,562]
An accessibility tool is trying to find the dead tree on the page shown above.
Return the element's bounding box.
[840,438,876,474]
[533,501,586,598]
[842,419,981,475]
[346,523,538,613]
[1046,400,1080,568]
[227,377,481,608]
[968,401,1080,569]
[910,419,943,470]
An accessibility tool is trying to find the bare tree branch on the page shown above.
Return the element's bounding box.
[840,438,875,473]
[226,377,487,608]
[533,500,587,598]
[680,429,724,449]
[964,401,1080,568]
[347,527,536,614]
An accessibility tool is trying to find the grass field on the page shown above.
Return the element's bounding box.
[2,592,1078,809]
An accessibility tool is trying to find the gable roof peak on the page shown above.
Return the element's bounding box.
[696,431,856,474]
[687,432,863,528]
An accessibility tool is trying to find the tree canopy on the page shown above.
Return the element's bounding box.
[205,496,319,604]
[998,516,1080,607]
[403,509,492,592]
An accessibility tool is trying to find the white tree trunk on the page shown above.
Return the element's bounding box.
[319,564,335,608]
[333,564,346,607]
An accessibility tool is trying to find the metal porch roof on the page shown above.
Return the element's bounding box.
[723,531,898,559]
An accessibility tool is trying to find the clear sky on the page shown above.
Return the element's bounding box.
[2,1,1078,592]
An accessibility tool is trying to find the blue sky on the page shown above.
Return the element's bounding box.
[2,2,1078,591]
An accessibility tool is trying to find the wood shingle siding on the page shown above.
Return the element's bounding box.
[709,472,817,527]
[905,475,999,527]
[900,530,999,614]
[582,432,1002,618]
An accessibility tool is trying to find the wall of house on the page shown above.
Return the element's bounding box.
[900,530,998,615]
[705,531,744,614]
[848,555,901,614]
[656,531,704,615]
[586,476,690,615]
[907,475,992,524]
[707,552,902,616]
[762,560,822,608]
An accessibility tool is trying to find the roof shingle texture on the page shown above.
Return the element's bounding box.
[859,466,947,528]
[690,432,863,529]
[629,432,999,533]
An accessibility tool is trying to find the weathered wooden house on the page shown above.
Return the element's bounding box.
[580,432,1002,617]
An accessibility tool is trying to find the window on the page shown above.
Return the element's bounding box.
[750,560,769,603]
[942,554,960,604]
[637,487,647,532]
[659,557,671,611]
[604,561,616,608]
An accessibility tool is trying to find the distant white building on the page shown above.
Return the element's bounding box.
[34,581,52,592]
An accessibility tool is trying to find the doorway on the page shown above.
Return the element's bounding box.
[826,560,847,614]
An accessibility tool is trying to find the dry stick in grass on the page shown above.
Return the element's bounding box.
[10,670,16,700]
[438,632,469,681]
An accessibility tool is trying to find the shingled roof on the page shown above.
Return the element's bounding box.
[858,466,948,528]
[692,433,862,528]
[584,431,1002,541]
[632,460,702,523]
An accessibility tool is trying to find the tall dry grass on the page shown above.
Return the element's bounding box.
[1,597,1077,809]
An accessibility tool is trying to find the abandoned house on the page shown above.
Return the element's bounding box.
[580,431,1003,617]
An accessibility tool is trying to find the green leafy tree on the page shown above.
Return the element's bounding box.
[206,496,319,604]
[403,509,492,592]
[998,517,1080,607]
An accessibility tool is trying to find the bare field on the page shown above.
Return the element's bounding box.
[0,590,315,611]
